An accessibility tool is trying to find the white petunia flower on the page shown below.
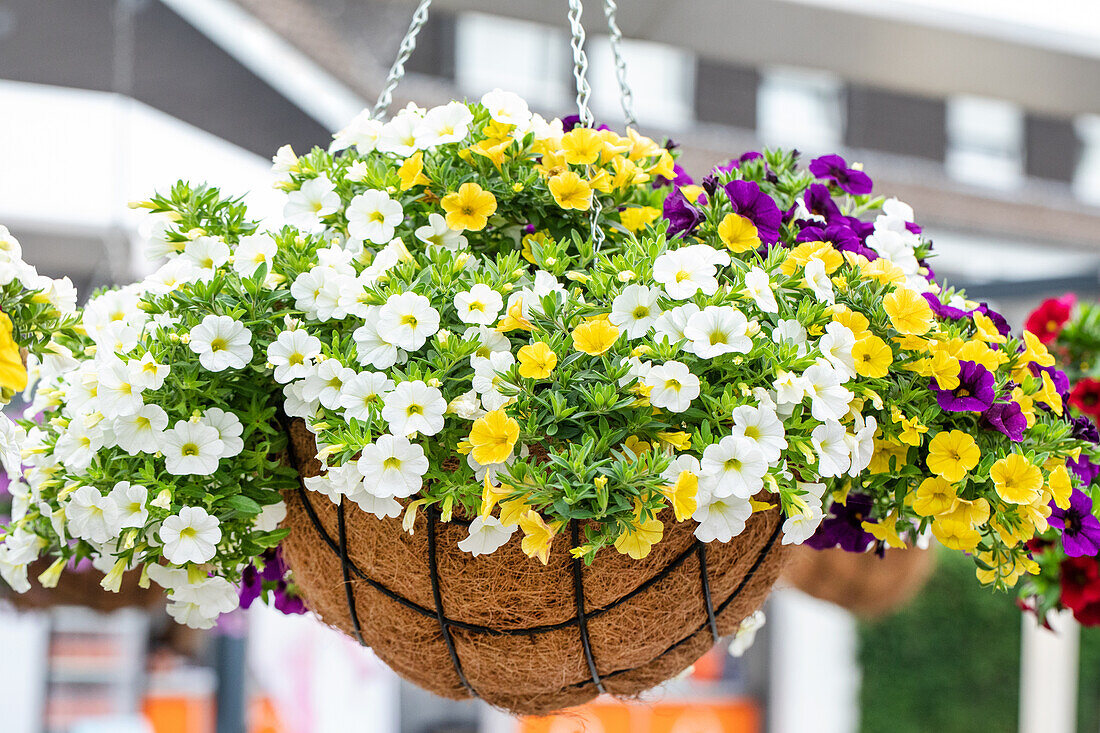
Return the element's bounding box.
[454,284,504,326]
[0,416,25,479]
[270,144,299,179]
[109,481,149,529]
[301,359,357,410]
[0,529,44,593]
[458,516,516,557]
[376,110,423,156]
[447,389,485,420]
[660,454,701,485]
[683,306,752,358]
[846,414,877,477]
[161,420,225,476]
[346,488,404,519]
[782,502,826,545]
[97,359,143,418]
[416,101,475,146]
[339,371,395,422]
[283,379,318,419]
[731,403,787,464]
[378,292,440,351]
[802,361,854,422]
[480,89,532,128]
[114,403,169,455]
[867,228,919,276]
[347,190,403,245]
[353,308,402,369]
[811,420,851,478]
[331,110,383,153]
[743,267,778,313]
[772,319,808,355]
[652,248,721,300]
[55,420,105,475]
[199,408,244,459]
[463,325,510,360]
[381,381,447,436]
[693,494,753,543]
[189,315,253,372]
[618,356,653,389]
[145,257,199,295]
[415,212,468,251]
[609,284,663,339]
[160,506,222,565]
[652,303,700,346]
[357,434,429,498]
[700,436,768,499]
[183,236,231,280]
[167,575,239,629]
[284,174,340,229]
[233,233,277,277]
[471,351,516,411]
[254,501,287,533]
[803,257,834,304]
[645,361,701,413]
[67,486,122,544]
[728,610,767,657]
[818,321,856,381]
[267,329,323,384]
[131,353,170,391]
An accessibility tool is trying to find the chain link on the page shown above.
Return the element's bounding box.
[371,0,434,120]
[603,0,637,128]
[565,0,605,251]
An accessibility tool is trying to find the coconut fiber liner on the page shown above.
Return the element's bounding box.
[783,545,935,619]
[280,418,790,715]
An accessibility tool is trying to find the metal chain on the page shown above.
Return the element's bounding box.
[602,0,637,128]
[371,0,434,120]
[565,0,606,251]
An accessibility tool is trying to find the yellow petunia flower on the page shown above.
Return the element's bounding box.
[588,169,613,194]
[520,232,551,264]
[1012,386,1036,427]
[535,149,569,178]
[896,413,929,447]
[610,155,649,190]
[519,510,556,564]
[572,320,619,356]
[831,306,870,339]
[717,213,761,254]
[852,335,893,378]
[656,430,692,451]
[972,311,1007,344]
[1019,330,1055,368]
[1046,464,1072,509]
[1034,370,1063,416]
[861,258,907,286]
[623,435,652,456]
[626,127,663,160]
[397,151,430,190]
[441,182,497,231]
[469,409,520,465]
[955,339,1008,372]
[561,127,603,165]
[942,496,991,527]
[496,298,533,333]
[990,454,1043,505]
[0,312,26,393]
[517,341,558,379]
[863,512,907,549]
[780,241,843,276]
[867,438,908,474]
[926,430,980,483]
[619,206,661,233]
[499,496,531,528]
[613,501,664,560]
[479,473,512,518]
[649,149,677,179]
[680,184,705,204]
[548,171,593,211]
[912,477,957,517]
[469,137,514,169]
[662,470,699,522]
[932,518,981,552]
[883,287,934,336]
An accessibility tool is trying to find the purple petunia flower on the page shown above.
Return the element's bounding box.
[715,151,765,175]
[1069,454,1100,485]
[1050,489,1100,557]
[653,163,694,189]
[922,293,970,321]
[723,179,782,243]
[932,360,996,412]
[810,154,874,195]
[805,493,877,553]
[561,114,610,133]
[802,183,842,223]
[1031,363,1070,400]
[662,187,704,238]
[1072,416,1100,444]
[797,223,879,261]
[982,401,1027,442]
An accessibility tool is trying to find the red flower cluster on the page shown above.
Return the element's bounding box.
[1026,294,1077,344]
[1070,378,1100,419]
[1060,556,1100,625]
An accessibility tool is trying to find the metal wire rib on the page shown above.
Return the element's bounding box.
[570,520,607,694]
[337,498,367,646]
[427,508,478,697]
[371,0,433,120]
[602,0,637,128]
[696,541,721,644]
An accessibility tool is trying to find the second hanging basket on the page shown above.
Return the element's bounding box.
[280,420,788,715]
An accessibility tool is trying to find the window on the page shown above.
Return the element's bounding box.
[757,67,844,151]
[945,95,1024,189]
[589,37,695,130]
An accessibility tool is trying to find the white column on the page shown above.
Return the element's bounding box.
[1019,609,1079,733]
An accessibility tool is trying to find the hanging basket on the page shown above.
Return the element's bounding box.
[280,420,789,715]
[782,545,935,619]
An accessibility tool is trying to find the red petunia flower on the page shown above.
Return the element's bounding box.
[1025,293,1076,344]
[1059,556,1100,623]
[1070,378,1100,418]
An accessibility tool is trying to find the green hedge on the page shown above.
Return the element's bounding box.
[859,547,1100,733]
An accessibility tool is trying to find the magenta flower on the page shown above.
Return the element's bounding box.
[805,493,876,552]
[931,360,995,412]
[982,401,1026,442]
[810,154,873,195]
[1050,489,1100,557]
[723,179,782,243]
[662,187,704,238]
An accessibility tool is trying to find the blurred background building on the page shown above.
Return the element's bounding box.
[2,0,1100,732]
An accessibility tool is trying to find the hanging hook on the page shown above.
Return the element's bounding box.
[372,0,434,120]
[603,0,637,128]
